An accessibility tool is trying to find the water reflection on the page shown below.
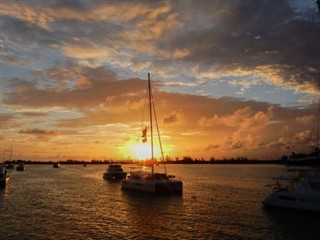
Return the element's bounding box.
[264,208,319,240]
[1,164,319,240]
[122,191,183,239]
[0,181,10,202]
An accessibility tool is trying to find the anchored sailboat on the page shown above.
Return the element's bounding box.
[0,163,9,188]
[121,73,183,194]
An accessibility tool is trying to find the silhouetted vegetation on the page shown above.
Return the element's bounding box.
[279,147,320,162]
[3,156,286,165]
[3,159,133,165]
[161,156,284,164]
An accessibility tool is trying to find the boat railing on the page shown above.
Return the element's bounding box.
[109,163,122,167]
[265,175,300,191]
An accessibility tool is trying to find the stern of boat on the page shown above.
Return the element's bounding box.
[155,179,183,195]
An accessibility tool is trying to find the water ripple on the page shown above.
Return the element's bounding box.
[1,164,318,240]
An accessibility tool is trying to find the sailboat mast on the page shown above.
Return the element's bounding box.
[148,73,154,173]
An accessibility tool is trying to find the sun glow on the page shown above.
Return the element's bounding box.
[131,143,159,160]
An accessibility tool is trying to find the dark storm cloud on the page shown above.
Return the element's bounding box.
[19,128,60,138]
[167,0,320,89]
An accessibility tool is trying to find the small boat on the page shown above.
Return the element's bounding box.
[5,163,15,169]
[0,164,9,188]
[262,167,320,212]
[103,163,127,180]
[53,162,60,168]
[121,73,183,194]
[16,162,25,171]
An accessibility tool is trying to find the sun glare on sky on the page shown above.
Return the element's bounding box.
[131,143,159,160]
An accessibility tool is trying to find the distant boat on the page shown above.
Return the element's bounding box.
[53,162,60,168]
[5,146,14,169]
[103,163,127,180]
[287,155,320,166]
[5,163,14,169]
[0,163,9,188]
[121,73,183,194]
[262,167,320,212]
[16,162,25,171]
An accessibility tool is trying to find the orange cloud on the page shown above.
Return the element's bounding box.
[62,44,115,59]
[198,106,273,131]
[162,110,185,124]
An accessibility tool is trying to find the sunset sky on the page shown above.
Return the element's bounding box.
[1,0,320,161]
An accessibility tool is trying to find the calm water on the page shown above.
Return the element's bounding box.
[0,164,319,240]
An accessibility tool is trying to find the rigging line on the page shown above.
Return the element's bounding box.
[151,87,167,175]
[148,73,154,173]
[138,82,148,142]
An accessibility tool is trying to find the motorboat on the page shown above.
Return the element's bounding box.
[121,73,183,194]
[0,164,9,188]
[103,163,127,180]
[53,162,60,168]
[16,162,25,171]
[262,167,320,212]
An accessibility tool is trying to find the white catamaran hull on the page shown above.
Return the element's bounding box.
[262,191,320,212]
[121,178,182,194]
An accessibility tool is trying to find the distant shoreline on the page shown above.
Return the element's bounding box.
[3,159,286,165]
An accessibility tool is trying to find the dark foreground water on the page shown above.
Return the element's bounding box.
[0,164,319,240]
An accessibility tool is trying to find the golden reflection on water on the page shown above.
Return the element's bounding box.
[0,184,10,199]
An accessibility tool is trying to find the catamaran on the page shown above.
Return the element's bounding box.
[121,73,183,194]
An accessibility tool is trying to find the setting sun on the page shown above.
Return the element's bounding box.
[131,143,159,160]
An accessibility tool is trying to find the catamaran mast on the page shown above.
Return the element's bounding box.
[148,73,154,173]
